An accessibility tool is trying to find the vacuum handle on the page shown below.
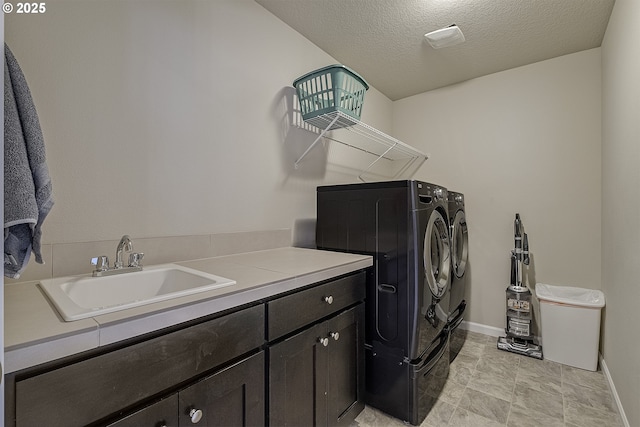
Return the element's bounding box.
[514,214,523,261]
[510,254,517,286]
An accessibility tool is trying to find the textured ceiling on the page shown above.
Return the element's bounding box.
[256,0,615,100]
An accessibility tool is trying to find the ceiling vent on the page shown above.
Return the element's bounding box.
[424,25,465,49]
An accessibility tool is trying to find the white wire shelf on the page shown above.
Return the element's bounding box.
[292,111,428,181]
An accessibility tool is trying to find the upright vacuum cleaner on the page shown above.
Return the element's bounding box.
[497,213,543,359]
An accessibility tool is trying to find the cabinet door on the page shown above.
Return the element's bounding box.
[178,351,264,427]
[269,322,328,427]
[327,304,365,427]
[107,396,179,427]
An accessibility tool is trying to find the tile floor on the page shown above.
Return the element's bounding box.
[353,329,623,427]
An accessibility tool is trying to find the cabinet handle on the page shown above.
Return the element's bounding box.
[329,331,340,341]
[318,337,329,347]
[323,295,334,304]
[189,408,203,424]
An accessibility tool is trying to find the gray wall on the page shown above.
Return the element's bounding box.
[602,0,640,425]
[4,0,393,247]
[392,49,602,333]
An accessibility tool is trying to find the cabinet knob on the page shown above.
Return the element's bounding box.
[189,408,203,424]
[329,331,340,341]
[318,337,329,347]
[323,295,334,304]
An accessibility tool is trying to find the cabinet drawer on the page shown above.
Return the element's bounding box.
[268,272,365,340]
[107,395,179,427]
[15,304,264,427]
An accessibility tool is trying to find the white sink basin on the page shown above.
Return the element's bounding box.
[39,264,236,321]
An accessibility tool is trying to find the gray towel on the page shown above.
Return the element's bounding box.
[4,44,54,279]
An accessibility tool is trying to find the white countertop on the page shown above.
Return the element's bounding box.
[4,247,372,374]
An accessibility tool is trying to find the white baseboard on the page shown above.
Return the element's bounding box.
[600,355,630,427]
[459,320,503,337]
[459,320,543,343]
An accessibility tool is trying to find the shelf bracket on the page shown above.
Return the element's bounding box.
[291,110,427,180]
[357,143,397,182]
[294,114,341,169]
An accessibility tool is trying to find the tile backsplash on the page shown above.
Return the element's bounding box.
[6,229,292,284]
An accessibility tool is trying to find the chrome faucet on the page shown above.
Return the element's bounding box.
[114,235,133,269]
[91,234,144,277]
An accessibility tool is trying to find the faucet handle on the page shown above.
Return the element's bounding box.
[129,252,144,267]
[91,255,110,271]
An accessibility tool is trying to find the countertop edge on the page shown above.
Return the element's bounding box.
[5,328,100,374]
[4,248,372,374]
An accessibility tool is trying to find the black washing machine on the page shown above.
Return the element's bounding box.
[316,180,451,426]
[447,191,469,362]
[447,191,469,331]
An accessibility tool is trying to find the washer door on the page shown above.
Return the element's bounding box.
[451,210,468,279]
[423,209,451,298]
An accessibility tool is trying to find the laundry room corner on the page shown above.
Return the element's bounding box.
[390,48,603,332]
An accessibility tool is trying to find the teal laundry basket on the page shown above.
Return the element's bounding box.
[293,65,369,127]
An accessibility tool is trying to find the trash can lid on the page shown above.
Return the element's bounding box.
[535,283,605,308]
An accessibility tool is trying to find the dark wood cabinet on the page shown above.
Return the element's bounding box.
[9,304,265,427]
[269,322,329,427]
[107,396,179,427]
[267,273,366,340]
[6,270,367,427]
[268,272,366,427]
[326,305,365,427]
[106,352,264,427]
[178,351,265,427]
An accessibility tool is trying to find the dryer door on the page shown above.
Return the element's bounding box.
[423,209,451,299]
[451,210,468,279]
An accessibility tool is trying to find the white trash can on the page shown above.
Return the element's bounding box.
[535,283,605,371]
